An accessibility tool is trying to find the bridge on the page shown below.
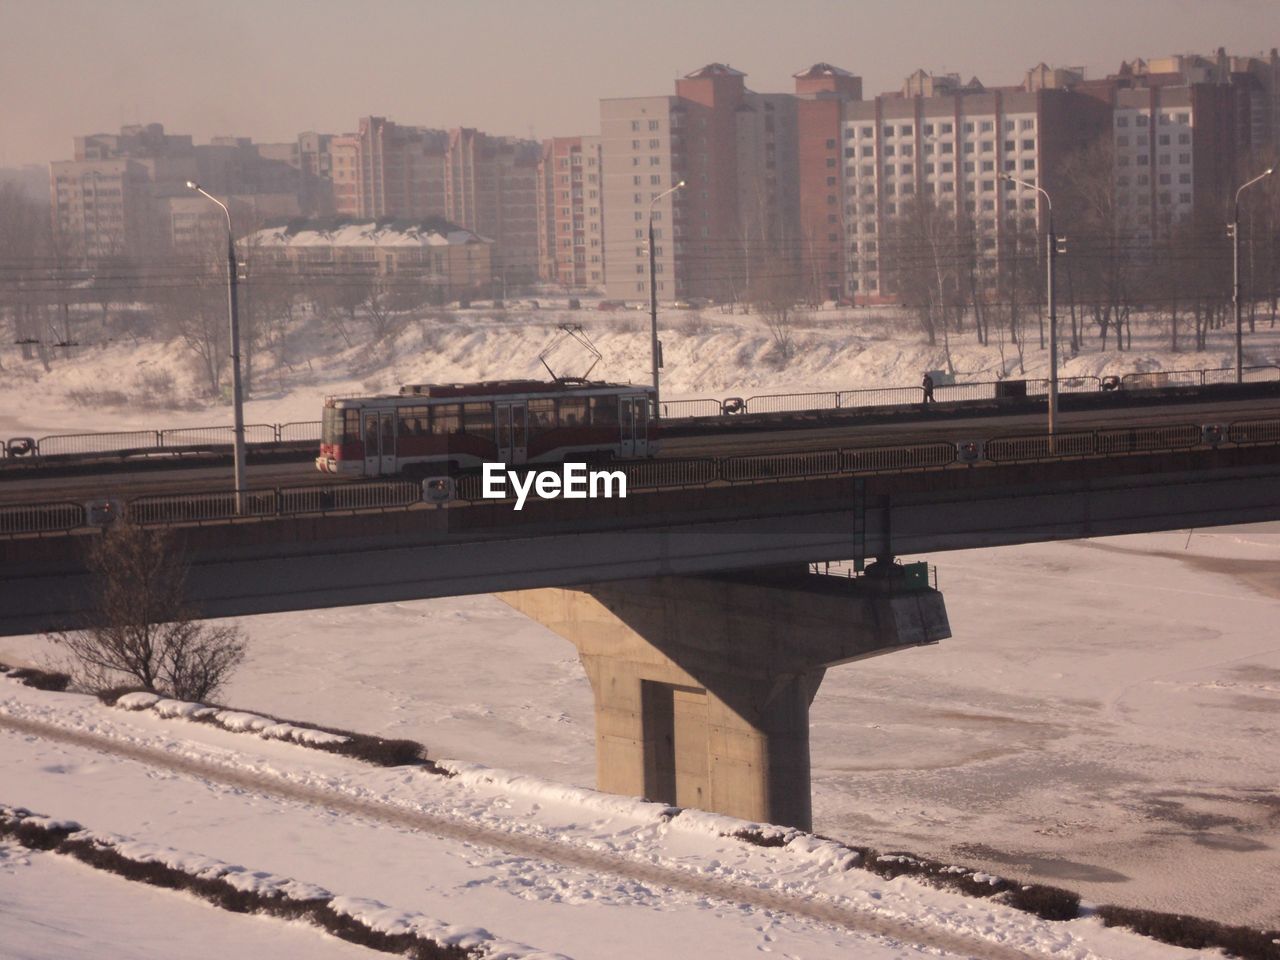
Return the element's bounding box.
[5,403,1280,830]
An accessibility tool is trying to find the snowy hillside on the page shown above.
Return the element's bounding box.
[3,302,1278,438]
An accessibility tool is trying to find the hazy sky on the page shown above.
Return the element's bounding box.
[3,0,1278,167]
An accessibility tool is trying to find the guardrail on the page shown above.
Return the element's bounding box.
[4,363,1278,463]
[6,416,1278,538]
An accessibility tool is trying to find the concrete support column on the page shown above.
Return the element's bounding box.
[501,565,949,830]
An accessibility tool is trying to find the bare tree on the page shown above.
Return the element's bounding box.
[749,257,805,364]
[50,523,246,701]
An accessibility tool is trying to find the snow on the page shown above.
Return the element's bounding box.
[0,678,1216,959]
[2,305,1279,955]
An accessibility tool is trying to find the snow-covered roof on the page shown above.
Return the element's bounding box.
[793,63,856,79]
[246,217,491,249]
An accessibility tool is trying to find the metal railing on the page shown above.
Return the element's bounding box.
[0,501,86,536]
[658,399,722,419]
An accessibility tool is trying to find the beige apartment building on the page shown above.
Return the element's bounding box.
[599,64,801,304]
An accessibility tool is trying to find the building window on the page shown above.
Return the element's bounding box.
[1116,116,1129,127]
[826,138,836,148]
[631,120,640,131]
[899,125,912,136]
[649,119,660,130]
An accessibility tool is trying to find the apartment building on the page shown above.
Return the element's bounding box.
[51,123,303,258]
[537,136,605,289]
[330,117,449,220]
[599,64,800,303]
[445,128,541,287]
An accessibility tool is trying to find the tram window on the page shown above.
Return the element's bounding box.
[430,403,460,435]
[463,402,494,437]
[590,395,618,425]
[364,415,379,450]
[322,407,342,444]
[323,408,361,444]
[558,397,587,427]
[527,398,556,432]
[398,405,429,435]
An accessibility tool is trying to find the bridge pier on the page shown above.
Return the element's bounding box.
[499,564,949,830]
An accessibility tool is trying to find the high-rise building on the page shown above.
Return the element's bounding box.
[330,117,449,220]
[446,128,541,288]
[599,64,801,303]
[537,136,604,290]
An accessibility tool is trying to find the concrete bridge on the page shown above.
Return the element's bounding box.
[5,441,1279,828]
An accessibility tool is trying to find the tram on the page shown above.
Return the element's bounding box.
[317,379,657,478]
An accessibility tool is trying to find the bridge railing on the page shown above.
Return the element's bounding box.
[35,429,161,458]
[843,442,956,472]
[1228,419,1280,445]
[723,450,843,482]
[279,421,321,443]
[157,424,277,449]
[835,386,922,408]
[0,501,86,536]
[658,399,722,419]
[620,457,720,490]
[985,431,1097,462]
[742,392,841,415]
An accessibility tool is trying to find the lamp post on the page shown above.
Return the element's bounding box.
[648,180,684,418]
[1001,173,1058,440]
[187,181,247,513]
[1232,167,1273,384]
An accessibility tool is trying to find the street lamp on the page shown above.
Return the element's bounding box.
[648,179,684,418]
[187,181,247,513]
[1001,173,1058,440]
[1232,167,1273,384]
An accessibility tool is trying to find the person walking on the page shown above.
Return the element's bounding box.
[921,372,935,404]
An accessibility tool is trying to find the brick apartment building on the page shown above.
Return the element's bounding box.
[537,136,605,290]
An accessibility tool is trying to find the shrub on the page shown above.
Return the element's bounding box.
[1097,905,1280,960]
[48,522,246,701]
[1,664,71,692]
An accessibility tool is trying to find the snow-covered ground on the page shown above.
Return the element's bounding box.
[0,677,1227,959]
[3,305,1279,955]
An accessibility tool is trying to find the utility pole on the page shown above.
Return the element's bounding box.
[648,180,684,418]
[1232,168,1274,384]
[187,181,247,514]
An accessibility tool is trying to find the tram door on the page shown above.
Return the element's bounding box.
[619,395,649,458]
[362,409,397,476]
[495,401,528,465]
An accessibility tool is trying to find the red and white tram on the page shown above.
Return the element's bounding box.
[317,379,657,478]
